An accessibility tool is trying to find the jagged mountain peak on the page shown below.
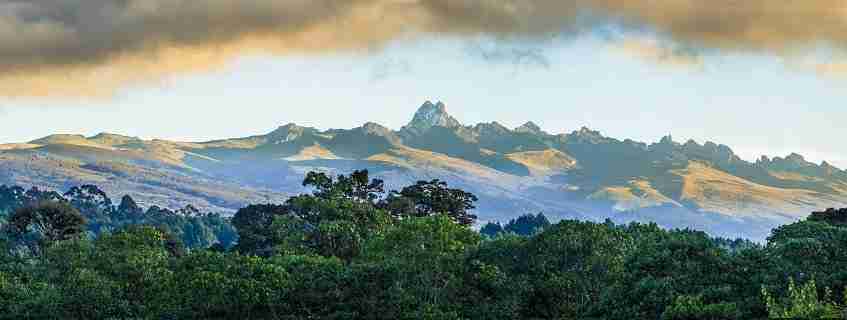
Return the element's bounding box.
[819,161,845,176]
[762,153,815,170]
[757,152,845,177]
[515,121,544,135]
[822,161,838,169]
[362,121,388,131]
[475,121,511,134]
[360,122,397,139]
[265,123,313,144]
[658,135,676,145]
[683,139,699,147]
[273,123,301,131]
[578,126,600,134]
[694,140,733,153]
[568,126,606,142]
[648,134,682,155]
[785,153,808,163]
[404,100,461,132]
[774,153,810,165]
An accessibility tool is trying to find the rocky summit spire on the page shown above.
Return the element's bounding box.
[404,100,461,132]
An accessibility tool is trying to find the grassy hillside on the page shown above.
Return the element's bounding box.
[3,101,847,240]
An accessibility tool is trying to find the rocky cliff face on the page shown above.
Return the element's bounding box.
[402,101,462,133]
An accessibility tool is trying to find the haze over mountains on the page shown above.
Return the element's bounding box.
[3,101,846,240]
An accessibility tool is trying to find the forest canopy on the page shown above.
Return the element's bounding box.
[2,169,847,319]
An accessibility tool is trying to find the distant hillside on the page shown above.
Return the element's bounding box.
[3,100,846,240]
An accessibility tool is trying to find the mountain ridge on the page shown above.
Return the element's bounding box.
[19,103,840,174]
[3,100,845,240]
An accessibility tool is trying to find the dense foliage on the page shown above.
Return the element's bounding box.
[480,212,551,237]
[0,184,236,250]
[2,170,847,319]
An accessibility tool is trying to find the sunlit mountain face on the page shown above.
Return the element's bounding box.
[3,101,846,240]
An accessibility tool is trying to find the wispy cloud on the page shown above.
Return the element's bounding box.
[2,0,847,97]
[814,62,847,77]
[370,57,413,81]
[611,38,703,69]
[464,40,553,71]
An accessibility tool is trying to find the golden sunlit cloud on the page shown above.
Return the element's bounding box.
[815,62,847,77]
[611,39,703,69]
[2,0,847,97]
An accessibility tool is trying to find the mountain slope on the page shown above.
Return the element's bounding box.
[2,100,846,240]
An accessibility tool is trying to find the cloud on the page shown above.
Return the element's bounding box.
[370,57,413,81]
[464,40,552,70]
[780,52,847,77]
[0,0,429,97]
[611,38,703,69]
[2,0,847,97]
[815,62,847,76]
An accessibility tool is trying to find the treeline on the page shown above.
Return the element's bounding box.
[0,184,236,250]
[1,171,847,319]
[480,213,551,237]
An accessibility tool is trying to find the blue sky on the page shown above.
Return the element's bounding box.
[2,36,846,167]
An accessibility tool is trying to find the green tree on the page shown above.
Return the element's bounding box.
[381,179,478,226]
[520,220,632,319]
[763,278,843,319]
[303,169,385,203]
[481,213,551,237]
[171,251,293,318]
[359,215,481,317]
[0,271,61,318]
[7,201,86,252]
[90,226,177,316]
[57,268,128,319]
[232,203,289,256]
[233,171,394,259]
[661,295,741,320]
[115,195,143,222]
[601,227,742,320]
[768,219,847,297]
[270,254,351,318]
[808,208,847,227]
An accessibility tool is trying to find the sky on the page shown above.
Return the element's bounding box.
[1,1,847,167]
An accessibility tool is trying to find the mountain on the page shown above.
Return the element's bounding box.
[401,101,462,134]
[3,100,846,240]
